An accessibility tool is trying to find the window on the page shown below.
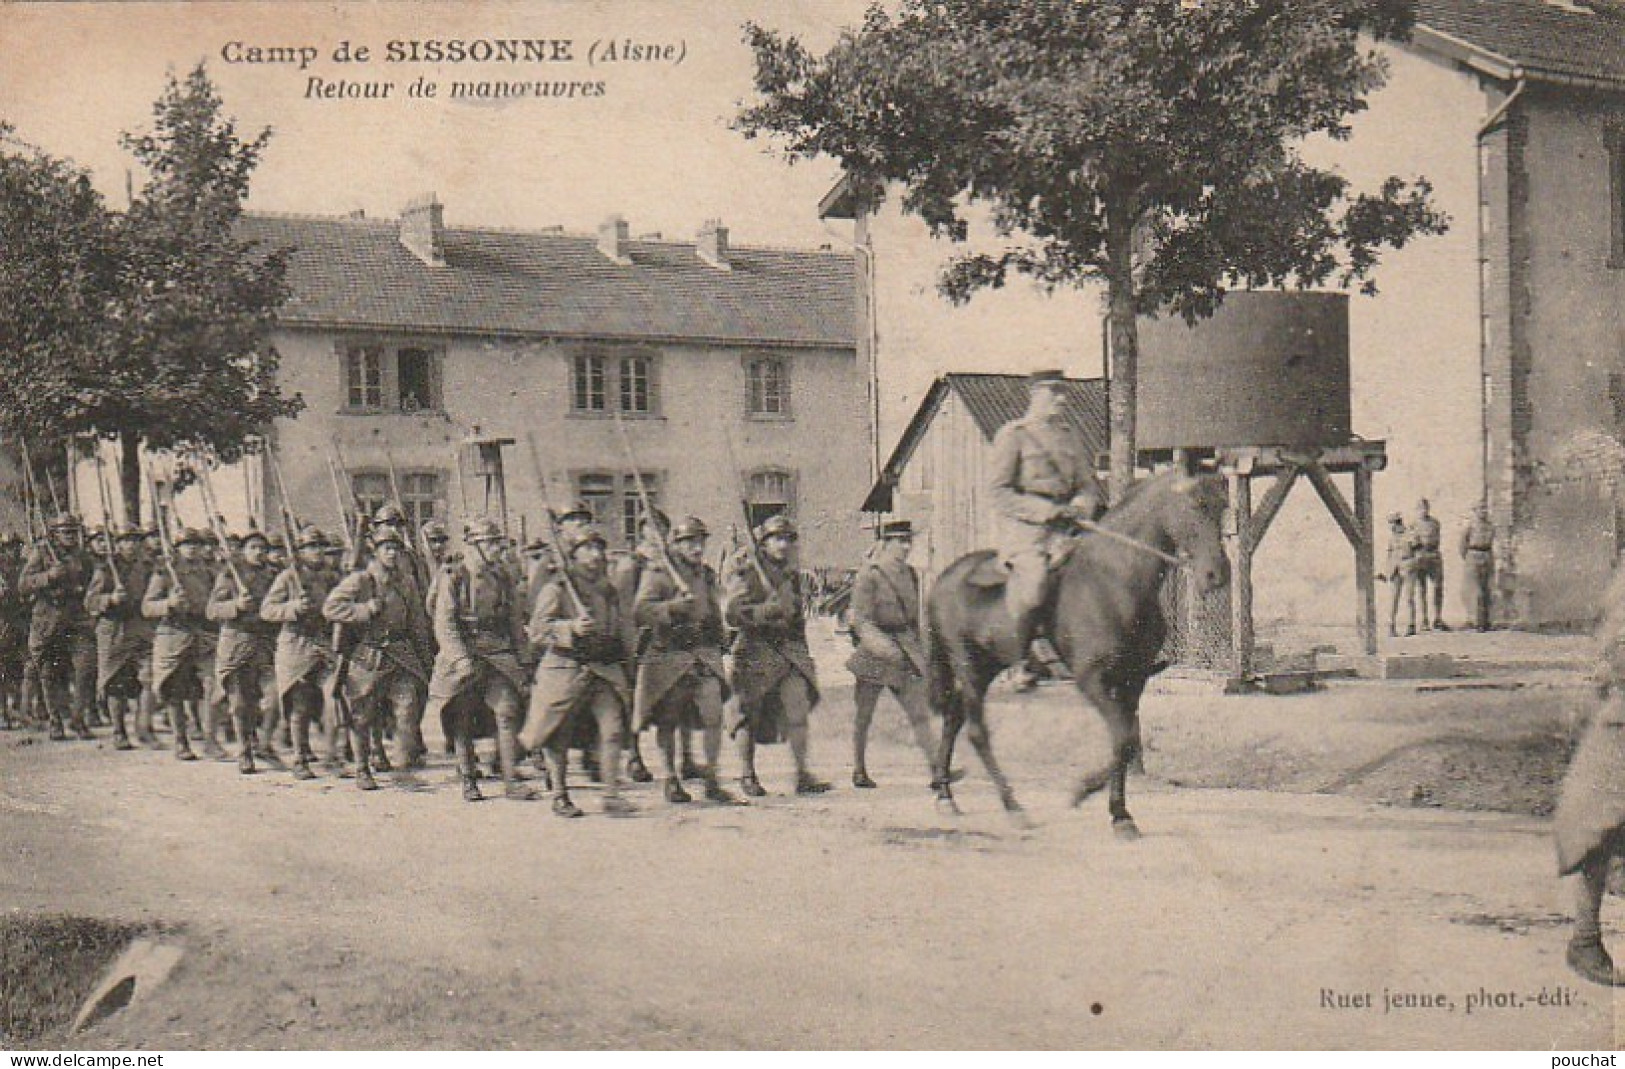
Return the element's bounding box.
[341,343,443,413]
[747,356,790,417]
[348,470,445,531]
[570,348,660,415]
[347,345,384,409]
[746,469,794,529]
[574,471,661,547]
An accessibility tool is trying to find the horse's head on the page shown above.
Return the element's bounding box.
[1160,473,1230,594]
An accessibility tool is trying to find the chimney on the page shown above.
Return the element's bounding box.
[697,218,731,271]
[598,214,631,265]
[399,193,445,267]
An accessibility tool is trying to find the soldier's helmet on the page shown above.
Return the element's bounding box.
[754,514,798,542]
[176,527,210,547]
[466,517,504,544]
[372,503,407,526]
[563,525,608,556]
[370,527,405,549]
[670,516,709,543]
[116,523,145,542]
[420,519,449,543]
[295,525,328,550]
[240,529,269,548]
[1387,512,1404,525]
[557,500,594,526]
[49,512,81,533]
[879,520,914,540]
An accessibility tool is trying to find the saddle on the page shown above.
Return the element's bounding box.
[963,537,1083,589]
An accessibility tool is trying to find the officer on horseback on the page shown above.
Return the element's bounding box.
[990,370,1107,681]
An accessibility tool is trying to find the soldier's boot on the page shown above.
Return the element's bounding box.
[20,668,38,728]
[134,691,158,747]
[498,724,537,801]
[111,699,134,751]
[370,724,392,773]
[237,714,257,775]
[543,748,581,817]
[702,770,739,805]
[599,735,635,816]
[679,728,704,781]
[172,706,197,761]
[736,735,765,797]
[664,776,692,804]
[352,728,379,791]
[789,724,831,795]
[582,746,602,783]
[625,733,654,784]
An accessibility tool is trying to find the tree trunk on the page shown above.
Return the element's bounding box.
[1105,196,1139,497]
[119,431,142,527]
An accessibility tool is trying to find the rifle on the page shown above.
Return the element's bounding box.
[523,431,586,615]
[265,446,306,599]
[719,424,774,591]
[383,443,431,592]
[610,406,690,597]
[19,437,60,566]
[89,439,123,594]
[190,451,246,596]
[143,463,181,591]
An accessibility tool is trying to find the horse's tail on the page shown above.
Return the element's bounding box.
[925,593,957,718]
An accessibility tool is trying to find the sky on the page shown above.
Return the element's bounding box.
[0,0,872,247]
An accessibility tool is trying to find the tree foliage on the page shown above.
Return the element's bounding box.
[737,0,1449,486]
[0,64,301,519]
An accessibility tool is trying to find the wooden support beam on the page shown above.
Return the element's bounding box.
[1353,464,1377,656]
[1244,466,1299,554]
[1227,471,1255,682]
[1303,461,1364,551]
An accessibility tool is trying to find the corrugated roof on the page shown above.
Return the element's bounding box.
[862,372,1108,512]
[237,212,856,349]
[1414,0,1625,86]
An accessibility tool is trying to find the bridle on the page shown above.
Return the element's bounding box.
[1073,518,1186,567]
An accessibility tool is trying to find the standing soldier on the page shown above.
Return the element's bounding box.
[520,524,633,818]
[1459,504,1496,632]
[723,514,830,797]
[260,526,340,780]
[371,503,430,766]
[84,525,155,749]
[633,516,737,804]
[142,528,217,760]
[989,370,1107,689]
[847,520,939,788]
[322,526,434,791]
[1410,498,1447,631]
[1381,512,1417,638]
[425,517,534,802]
[610,510,669,785]
[19,514,97,740]
[207,529,281,774]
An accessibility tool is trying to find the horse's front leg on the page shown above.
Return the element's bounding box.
[1070,671,1142,840]
[932,694,964,816]
[962,698,1032,830]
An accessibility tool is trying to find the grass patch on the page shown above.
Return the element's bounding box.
[0,914,155,1046]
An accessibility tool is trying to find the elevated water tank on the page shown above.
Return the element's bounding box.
[1134,291,1350,451]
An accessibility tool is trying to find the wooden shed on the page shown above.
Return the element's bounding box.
[862,373,1109,580]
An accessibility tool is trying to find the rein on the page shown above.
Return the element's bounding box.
[1074,519,1185,567]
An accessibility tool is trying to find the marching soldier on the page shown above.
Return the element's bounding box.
[610,510,671,785]
[519,524,633,818]
[142,527,218,761]
[632,516,737,804]
[322,526,434,791]
[722,514,830,797]
[371,503,430,766]
[847,520,939,788]
[1381,512,1417,637]
[207,529,281,774]
[1459,504,1495,632]
[425,516,535,802]
[260,526,341,780]
[989,370,1107,688]
[19,513,97,740]
[0,534,30,728]
[84,524,156,749]
[1410,498,1447,631]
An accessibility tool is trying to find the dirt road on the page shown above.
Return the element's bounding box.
[3,677,1619,1050]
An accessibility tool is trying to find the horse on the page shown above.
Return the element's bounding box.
[924,469,1231,839]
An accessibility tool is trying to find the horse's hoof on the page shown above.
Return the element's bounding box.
[934,795,962,817]
[1112,818,1142,842]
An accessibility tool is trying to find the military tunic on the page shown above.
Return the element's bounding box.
[632,558,726,731]
[321,559,432,703]
[426,556,530,739]
[518,568,628,752]
[722,552,818,743]
[85,556,155,699]
[989,413,1105,564]
[846,554,926,692]
[207,560,279,692]
[260,563,340,699]
[142,560,218,702]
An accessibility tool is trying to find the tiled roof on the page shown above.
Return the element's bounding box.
[237,213,856,349]
[862,372,1108,512]
[1414,0,1625,86]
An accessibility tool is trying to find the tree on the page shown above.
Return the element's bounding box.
[737,0,1448,490]
[97,63,303,519]
[0,123,121,524]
